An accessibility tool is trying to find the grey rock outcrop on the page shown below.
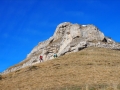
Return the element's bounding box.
[2,22,120,74]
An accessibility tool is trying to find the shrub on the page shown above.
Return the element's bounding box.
[29,66,39,71]
[0,75,2,80]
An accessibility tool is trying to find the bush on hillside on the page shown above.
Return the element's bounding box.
[29,66,39,71]
[0,75,2,80]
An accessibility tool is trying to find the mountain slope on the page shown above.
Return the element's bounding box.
[2,22,120,74]
[0,47,120,90]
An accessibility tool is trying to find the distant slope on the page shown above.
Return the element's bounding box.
[0,47,120,90]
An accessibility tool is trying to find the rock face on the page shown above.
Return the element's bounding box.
[2,22,120,74]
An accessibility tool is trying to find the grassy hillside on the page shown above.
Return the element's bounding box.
[0,47,120,90]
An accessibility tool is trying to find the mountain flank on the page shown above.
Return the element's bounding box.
[2,22,120,74]
[0,47,120,90]
[1,22,119,90]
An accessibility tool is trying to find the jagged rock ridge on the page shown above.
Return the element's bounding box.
[2,22,120,74]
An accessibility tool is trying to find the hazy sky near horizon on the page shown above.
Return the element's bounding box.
[0,0,120,72]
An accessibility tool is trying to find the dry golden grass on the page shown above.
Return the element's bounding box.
[0,47,120,90]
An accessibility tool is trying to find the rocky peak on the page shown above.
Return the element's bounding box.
[53,22,71,41]
[2,22,120,74]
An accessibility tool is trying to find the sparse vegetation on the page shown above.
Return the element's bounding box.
[0,47,120,90]
[28,65,39,71]
[0,75,2,80]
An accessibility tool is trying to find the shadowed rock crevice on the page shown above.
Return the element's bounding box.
[102,38,107,43]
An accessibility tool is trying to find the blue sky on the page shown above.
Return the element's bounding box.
[0,0,120,72]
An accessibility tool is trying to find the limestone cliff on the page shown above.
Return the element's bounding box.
[2,22,120,74]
